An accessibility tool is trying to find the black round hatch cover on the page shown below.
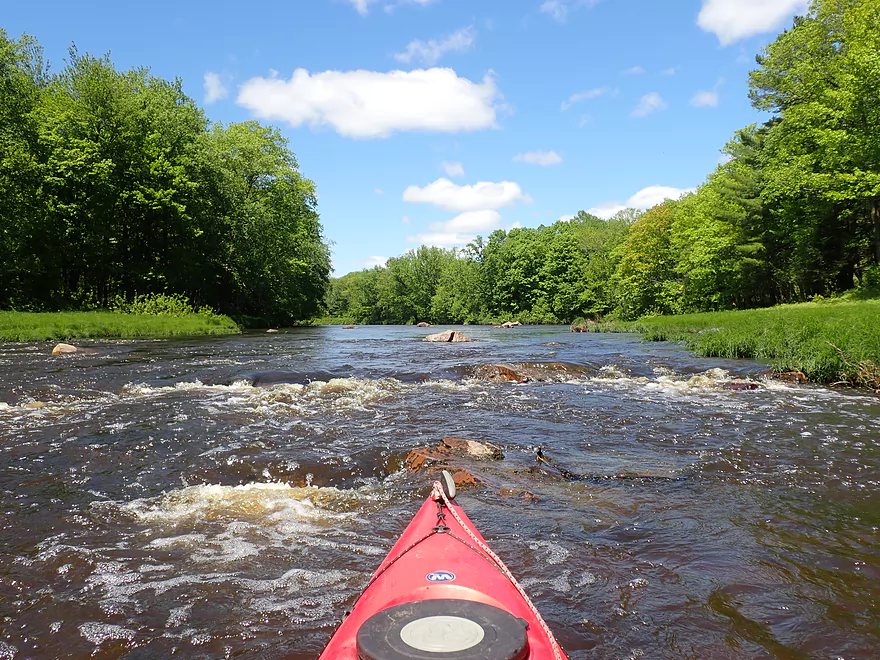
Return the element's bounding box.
[357,599,529,660]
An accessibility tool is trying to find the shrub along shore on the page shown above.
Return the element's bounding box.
[0,311,240,342]
[587,299,880,390]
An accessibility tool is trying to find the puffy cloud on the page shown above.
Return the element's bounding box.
[697,0,809,46]
[691,90,719,107]
[558,214,576,222]
[429,209,502,233]
[409,210,505,247]
[662,67,678,76]
[622,65,645,75]
[203,72,228,104]
[394,26,475,65]
[442,161,465,177]
[402,216,412,224]
[587,185,695,218]
[359,255,388,268]
[560,87,606,111]
[403,178,530,212]
[237,68,500,139]
[405,232,475,247]
[513,150,562,166]
[374,188,384,194]
[631,92,667,118]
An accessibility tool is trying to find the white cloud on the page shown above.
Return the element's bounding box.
[697,0,809,46]
[406,232,476,248]
[631,92,667,118]
[513,150,562,166]
[394,26,475,65]
[430,209,502,233]
[540,0,598,22]
[558,214,576,222]
[203,72,228,104]
[442,161,465,177]
[691,90,719,107]
[360,255,388,268]
[237,68,500,139]
[403,178,530,212]
[561,87,606,111]
[662,67,678,76]
[622,65,645,75]
[350,0,434,16]
[587,185,695,218]
[374,188,384,194]
[402,216,412,223]
[409,210,506,247]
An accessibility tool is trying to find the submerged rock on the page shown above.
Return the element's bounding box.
[342,325,357,329]
[416,322,431,327]
[471,362,591,383]
[498,321,522,328]
[440,437,504,460]
[423,330,472,343]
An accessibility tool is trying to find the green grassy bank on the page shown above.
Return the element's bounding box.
[591,299,880,390]
[0,311,240,342]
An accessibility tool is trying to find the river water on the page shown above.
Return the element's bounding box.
[1,325,878,659]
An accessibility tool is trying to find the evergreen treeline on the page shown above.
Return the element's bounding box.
[327,0,880,325]
[0,31,330,321]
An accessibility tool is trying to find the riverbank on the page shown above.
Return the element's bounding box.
[589,299,880,390]
[0,311,240,342]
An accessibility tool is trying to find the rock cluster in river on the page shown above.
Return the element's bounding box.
[404,437,504,489]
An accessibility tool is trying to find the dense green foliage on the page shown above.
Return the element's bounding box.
[591,299,880,389]
[326,0,880,325]
[0,31,330,322]
[0,310,239,341]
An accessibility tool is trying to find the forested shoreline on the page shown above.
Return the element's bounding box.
[326,0,880,325]
[1,30,330,324]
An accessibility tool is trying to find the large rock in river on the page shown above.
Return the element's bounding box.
[51,343,98,355]
[423,330,472,343]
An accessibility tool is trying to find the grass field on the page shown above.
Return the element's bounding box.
[593,299,880,389]
[0,311,240,342]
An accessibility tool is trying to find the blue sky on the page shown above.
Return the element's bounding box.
[5,0,809,274]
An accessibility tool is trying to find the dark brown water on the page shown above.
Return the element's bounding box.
[1,325,878,659]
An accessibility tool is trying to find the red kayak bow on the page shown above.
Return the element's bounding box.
[318,474,568,659]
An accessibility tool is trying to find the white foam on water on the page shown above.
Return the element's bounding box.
[528,539,571,565]
[119,482,369,526]
[78,621,135,645]
[588,366,764,395]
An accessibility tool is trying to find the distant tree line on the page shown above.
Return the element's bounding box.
[326,0,880,324]
[0,30,330,321]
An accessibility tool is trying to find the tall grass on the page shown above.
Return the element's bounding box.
[0,311,240,342]
[591,299,880,389]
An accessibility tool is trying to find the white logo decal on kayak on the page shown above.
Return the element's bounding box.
[426,571,456,582]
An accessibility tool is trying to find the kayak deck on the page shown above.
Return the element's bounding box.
[318,480,567,659]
